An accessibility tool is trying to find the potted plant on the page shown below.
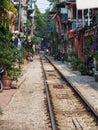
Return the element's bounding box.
[71,58,80,71]
[2,62,21,89]
[2,58,21,90]
[0,24,21,89]
[78,62,88,75]
[7,66,21,81]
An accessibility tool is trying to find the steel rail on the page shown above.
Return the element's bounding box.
[40,56,56,130]
[45,55,98,120]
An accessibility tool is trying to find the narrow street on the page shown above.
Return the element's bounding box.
[0,56,51,130]
[1,0,98,130]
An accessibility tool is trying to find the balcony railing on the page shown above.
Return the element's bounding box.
[71,18,90,30]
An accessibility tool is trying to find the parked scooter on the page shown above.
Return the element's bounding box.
[86,55,94,76]
[0,63,4,92]
[54,51,62,61]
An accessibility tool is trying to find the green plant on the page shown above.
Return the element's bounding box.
[18,56,24,64]
[0,23,21,80]
[7,66,21,81]
[0,44,18,78]
[8,2,17,15]
[71,58,80,67]
[78,63,88,75]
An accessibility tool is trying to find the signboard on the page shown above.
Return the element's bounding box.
[76,0,98,10]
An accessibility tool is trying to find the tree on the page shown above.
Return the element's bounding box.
[34,5,49,37]
[0,0,17,29]
[34,2,61,54]
[0,0,8,14]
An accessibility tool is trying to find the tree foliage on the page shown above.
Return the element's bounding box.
[0,0,17,13]
[0,0,18,74]
[0,0,17,24]
[0,23,17,67]
[8,2,17,15]
[0,0,8,13]
[34,5,49,37]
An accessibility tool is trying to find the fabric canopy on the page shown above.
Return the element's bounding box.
[76,0,98,9]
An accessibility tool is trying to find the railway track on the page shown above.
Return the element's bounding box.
[41,55,98,130]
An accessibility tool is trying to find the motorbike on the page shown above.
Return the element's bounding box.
[53,53,59,61]
[54,51,62,61]
[86,55,94,76]
[0,63,4,92]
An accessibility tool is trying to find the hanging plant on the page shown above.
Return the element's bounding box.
[0,0,17,27]
[8,2,17,15]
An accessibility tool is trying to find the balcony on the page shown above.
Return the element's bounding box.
[70,18,89,31]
